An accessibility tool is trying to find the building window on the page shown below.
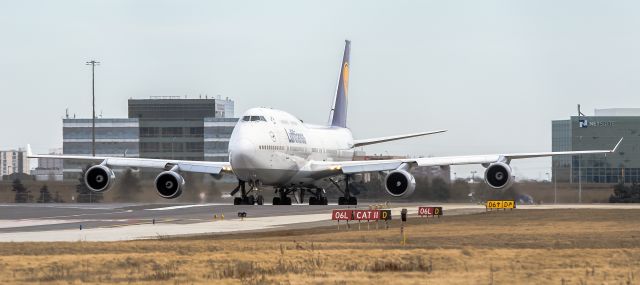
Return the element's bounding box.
[162,127,183,137]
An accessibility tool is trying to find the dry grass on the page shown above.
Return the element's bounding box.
[0,209,639,284]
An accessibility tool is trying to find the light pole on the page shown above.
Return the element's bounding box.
[553,163,557,204]
[471,170,477,183]
[86,60,100,157]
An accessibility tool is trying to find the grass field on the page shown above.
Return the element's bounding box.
[0,209,639,284]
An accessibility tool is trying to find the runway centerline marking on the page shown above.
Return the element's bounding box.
[146,204,219,211]
[21,210,134,220]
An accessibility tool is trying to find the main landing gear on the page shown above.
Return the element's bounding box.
[272,187,329,205]
[231,180,264,205]
[307,188,329,205]
[330,175,357,205]
[231,178,354,206]
[272,187,292,205]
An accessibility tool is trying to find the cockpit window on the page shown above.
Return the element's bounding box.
[242,115,266,122]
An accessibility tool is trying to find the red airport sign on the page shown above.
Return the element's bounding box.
[352,210,380,221]
[332,210,353,220]
[332,209,392,221]
[418,207,443,217]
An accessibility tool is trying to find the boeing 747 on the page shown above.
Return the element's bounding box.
[28,40,622,205]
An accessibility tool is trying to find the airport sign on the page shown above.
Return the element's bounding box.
[379,210,392,220]
[332,209,392,221]
[352,210,380,221]
[332,210,353,220]
[418,206,443,216]
[486,200,516,209]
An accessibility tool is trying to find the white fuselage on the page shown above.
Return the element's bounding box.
[228,108,354,186]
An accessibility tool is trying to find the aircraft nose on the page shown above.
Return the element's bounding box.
[230,139,257,168]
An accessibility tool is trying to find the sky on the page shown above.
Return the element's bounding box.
[1,0,640,180]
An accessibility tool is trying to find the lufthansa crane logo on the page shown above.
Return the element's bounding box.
[342,62,349,98]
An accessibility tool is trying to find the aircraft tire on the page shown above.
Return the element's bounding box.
[349,197,357,205]
[272,197,281,205]
[283,197,292,205]
[233,197,242,205]
[338,197,346,205]
[257,195,264,205]
[322,197,328,205]
[309,197,318,205]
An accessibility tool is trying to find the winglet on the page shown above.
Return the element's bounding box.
[612,137,624,152]
[26,144,33,158]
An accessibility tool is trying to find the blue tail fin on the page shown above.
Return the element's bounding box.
[331,40,350,128]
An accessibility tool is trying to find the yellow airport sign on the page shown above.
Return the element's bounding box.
[486,200,516,209]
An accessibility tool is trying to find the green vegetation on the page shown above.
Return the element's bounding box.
[609,182,640,203]
[12,178,31,203]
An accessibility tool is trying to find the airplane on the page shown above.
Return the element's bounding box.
[28,40,623,206]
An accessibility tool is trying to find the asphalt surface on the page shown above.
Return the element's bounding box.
[2,202,639,242]
[0,202,357,233]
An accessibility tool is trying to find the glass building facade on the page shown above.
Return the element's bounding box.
[62,118,140,178]
[552,112,640,184]
[128,98,230,161]
[62,97,237,178]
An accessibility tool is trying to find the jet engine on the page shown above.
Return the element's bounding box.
[484,162,514,189]
[154,171,185,199]
[84,165,115,193]
[384,169,416,197]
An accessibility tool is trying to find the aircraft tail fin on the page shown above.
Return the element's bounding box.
[330,40,350,128]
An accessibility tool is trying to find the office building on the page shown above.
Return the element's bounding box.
[32,148,64,181]
[62,96,237,178]
[62,118,139,178]
[552,108,640,184]
[0,149,29,179]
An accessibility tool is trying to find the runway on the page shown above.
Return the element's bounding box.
[1,203,639,242]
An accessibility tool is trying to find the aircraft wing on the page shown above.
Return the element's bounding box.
[27,146,230,175]
[311,137,623,175]
[353,130,447,147]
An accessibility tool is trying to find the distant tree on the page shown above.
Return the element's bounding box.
[609,182,640,203]
[113,169,142,202]
[76,164,103,203]
[53,191,65,203]
[430,177,450,201]
[473,181,500,202]
[12,178,32,203]
[37,184,53,203]
[450,179,472,202]
[410,173,431,201]
[500,184,519,200]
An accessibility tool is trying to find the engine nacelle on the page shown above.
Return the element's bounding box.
[484,162,514,189]
[84,165,115,193]
[154,171,185,199]
[384,169,416,197]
